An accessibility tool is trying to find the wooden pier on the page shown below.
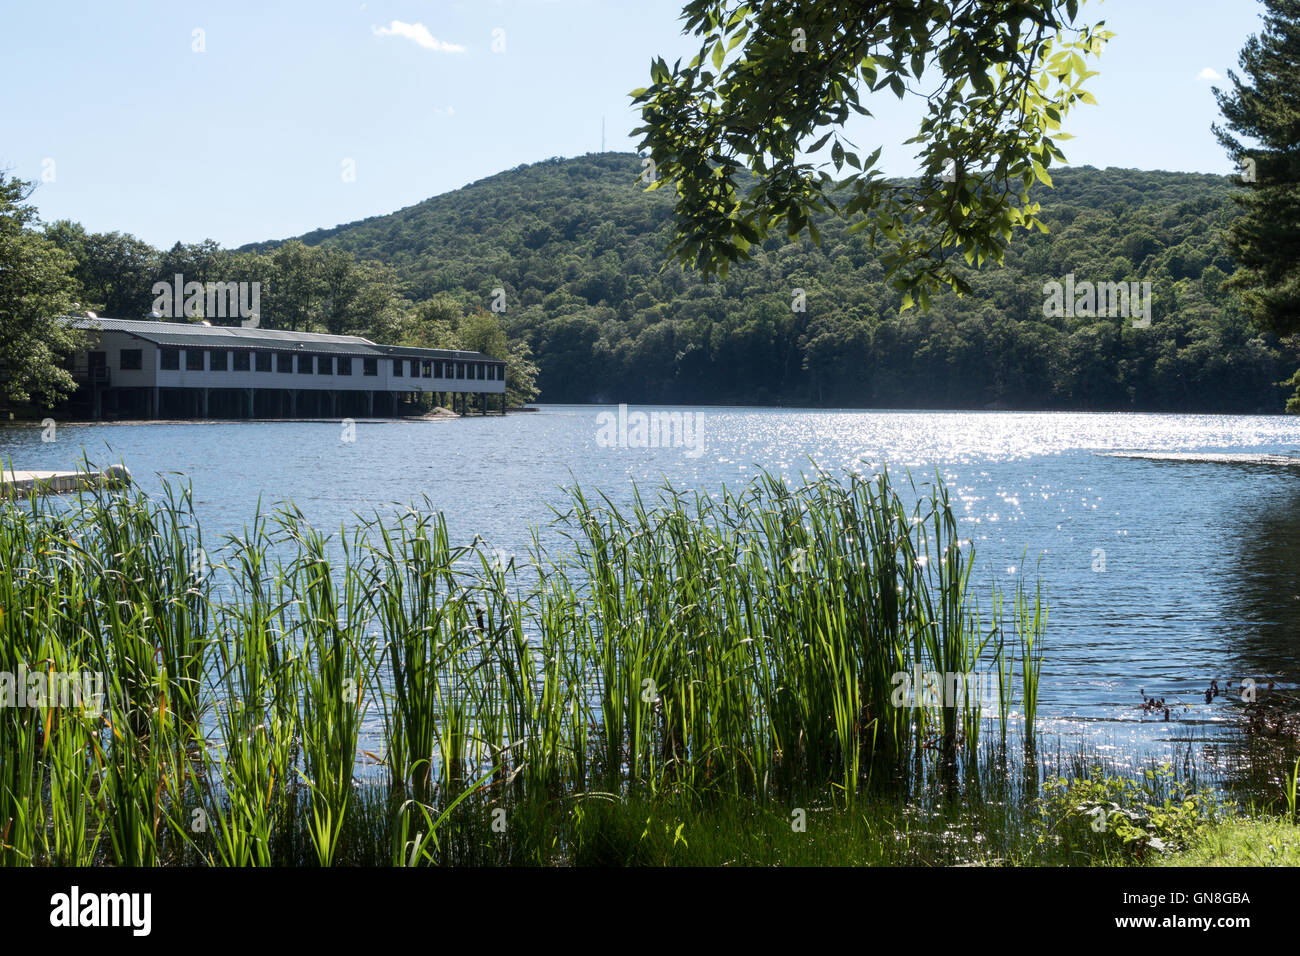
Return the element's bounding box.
[0,465,132,498]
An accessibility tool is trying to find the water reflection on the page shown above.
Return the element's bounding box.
[1205,481,1300,803]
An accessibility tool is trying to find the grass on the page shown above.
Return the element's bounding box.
[1157,818,1300,866]
[0,458,1294,866]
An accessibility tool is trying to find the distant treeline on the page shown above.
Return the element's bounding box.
[51,154,1299,413]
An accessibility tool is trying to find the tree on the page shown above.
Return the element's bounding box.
[632,0,1110,306]
[503,338,541,407]
[401,295,463,350]
[462,309,541,405]
[157,239,223,300]
[458,309,509,359]
[1213,0,1300,410]
[45,222,159,317]
[268,240,322,332]
[0,173,85,407]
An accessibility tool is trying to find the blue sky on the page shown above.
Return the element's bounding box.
[0,0,1267,249]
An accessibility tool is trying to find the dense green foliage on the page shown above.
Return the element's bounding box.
[0,174,85,406]
[632,0,1109,302]
[1213,0,1300,410]
[256,153,1297,412]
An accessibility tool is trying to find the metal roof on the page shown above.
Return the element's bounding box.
[380,344,505,364]
[63,316,502,362]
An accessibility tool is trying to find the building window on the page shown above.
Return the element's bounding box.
[256,352,272,372]
[185,350,204,371]
[318,355,333,375]
[277,352,293,372]
[160,348,180,370]
[422,361,432,378]
[363,358,377,376]
[392,358,403,376]
[120,349,142,370]
[298,354,313,373]
[233,352,250,371]
[211,350,228,372]
[433,360,443,377]
[457,362,465,379]
[338,356,352,376]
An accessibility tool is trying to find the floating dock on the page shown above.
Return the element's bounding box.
[1101,451,1300,467]
[0,465,132,498]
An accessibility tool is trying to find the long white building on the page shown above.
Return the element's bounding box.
[60,316,507,419]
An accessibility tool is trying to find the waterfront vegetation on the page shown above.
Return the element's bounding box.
[0,464,1295,867]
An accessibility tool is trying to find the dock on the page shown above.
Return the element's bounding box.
[0,465,132,498]
[1102,452,1300,467]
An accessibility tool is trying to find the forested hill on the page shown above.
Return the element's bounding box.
[245,153,1298,412]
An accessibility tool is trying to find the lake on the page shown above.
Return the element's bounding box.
[4,406,1299,774]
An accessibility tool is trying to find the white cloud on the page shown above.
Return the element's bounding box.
[1198,67,1221,81]
[372,20,466,53]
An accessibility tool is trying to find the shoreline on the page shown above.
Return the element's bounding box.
[0,407,538,427]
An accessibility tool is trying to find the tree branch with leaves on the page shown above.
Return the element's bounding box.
[632,0,1110,309]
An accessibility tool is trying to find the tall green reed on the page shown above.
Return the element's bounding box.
[0,461,1048,865]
